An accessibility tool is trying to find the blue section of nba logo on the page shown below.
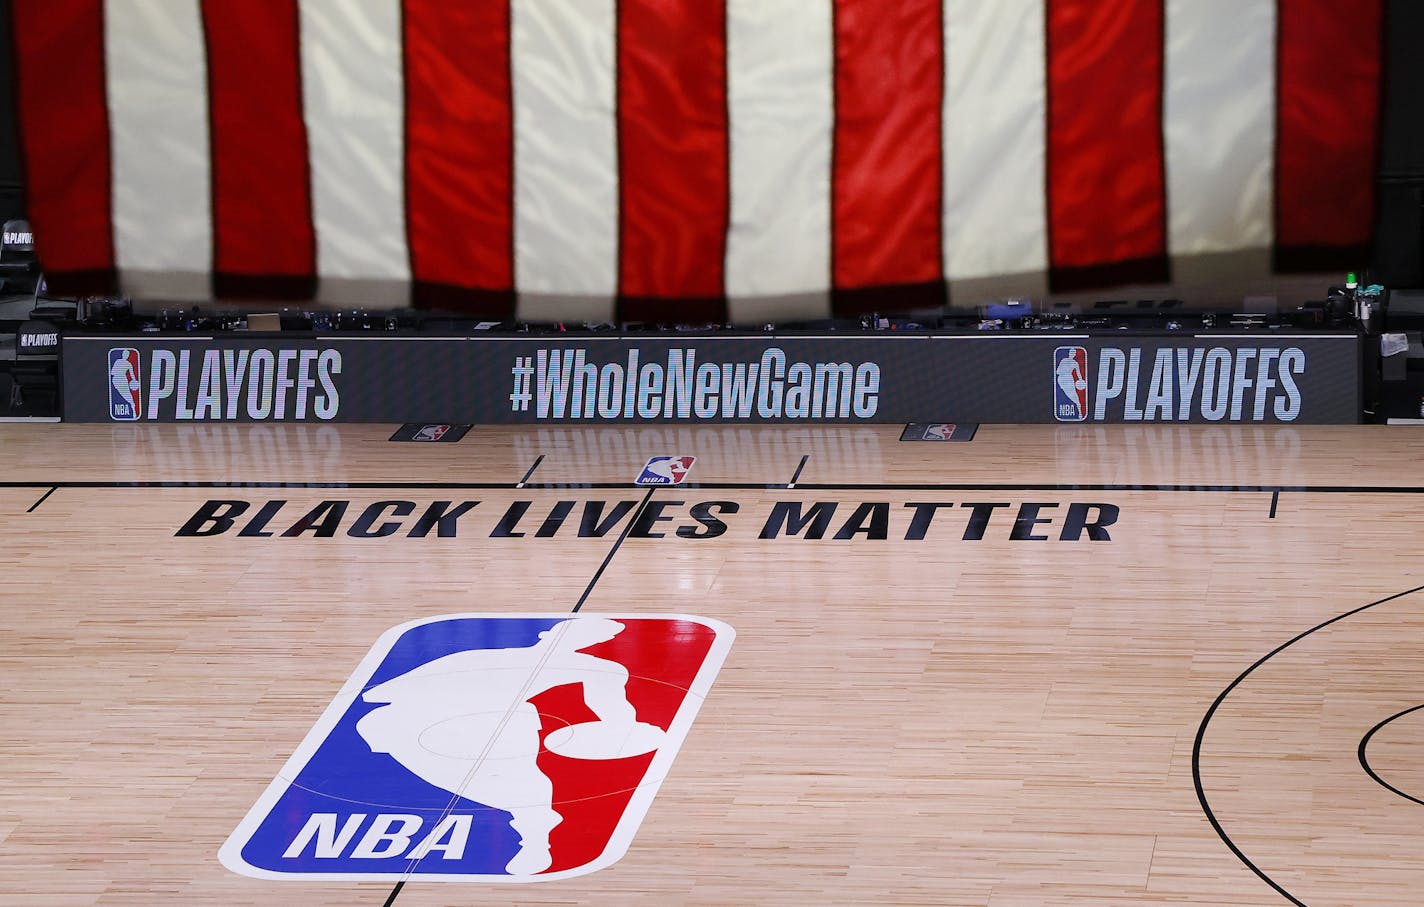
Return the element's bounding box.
[1052,346,1089,422]
[239,617,562,877]
[107,348,141,421]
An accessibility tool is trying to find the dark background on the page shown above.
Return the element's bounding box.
[0,0,23,222]
[1373,0,1424,287]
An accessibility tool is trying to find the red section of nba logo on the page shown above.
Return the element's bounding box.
[636,456,695,485]
[529,619,716,874]
[1053,346,1089,422]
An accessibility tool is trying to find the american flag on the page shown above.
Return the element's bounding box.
[11,0,1381,320]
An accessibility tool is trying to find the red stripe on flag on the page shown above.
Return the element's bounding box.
[202,0,315,299]
[831,0,943,312]
[617,0,728,319]
[1274,0,1382,271]
[1046,0,1168,291]
[404,0,514,314]
[10,0,115,294]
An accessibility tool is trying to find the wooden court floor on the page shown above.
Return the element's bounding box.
[1,422,1422,906]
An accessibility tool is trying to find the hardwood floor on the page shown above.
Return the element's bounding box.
[1,422,1421,906]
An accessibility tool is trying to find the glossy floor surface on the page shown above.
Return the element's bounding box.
[1,422,1422,906]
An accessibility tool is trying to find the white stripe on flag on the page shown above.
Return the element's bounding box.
[512,0,618,321]
[1165,0,1275,260]
[105,0,211,299]
[942,0,1047,282]
[725,0,832,320]
[299,0,409,304]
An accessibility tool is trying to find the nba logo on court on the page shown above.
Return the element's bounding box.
[1053,346,1089,422]
[635,456,695,486]
[107,348,141,421]
[220,613,733,882]
[413,424,449,441]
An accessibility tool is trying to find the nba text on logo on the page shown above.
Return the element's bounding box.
[108,348,142,421]
[1053,346,1089,422]
[220,613,733,882]
[636,456,695,486]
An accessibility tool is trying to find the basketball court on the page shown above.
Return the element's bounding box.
[2,421,1421,906]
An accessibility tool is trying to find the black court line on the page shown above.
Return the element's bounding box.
[26,486,56,512]
[381,881,404,907]
[1358,702,1424,808]
[516,455,545,488]
[572,487,656,613]
[787,455,809,489]
[9,479,1424,494]
[1193,583,1424,907]
[1268,490,1279,518]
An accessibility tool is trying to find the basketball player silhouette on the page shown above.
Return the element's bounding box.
[1055,353,1087,420]
[354,617,656,875]
[110,355,140,407]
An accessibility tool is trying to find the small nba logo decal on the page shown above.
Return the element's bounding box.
[924,423,955,441]
[1053,346,1089,422]
[635,456,695,486]
[108,348,141,421]
[413,424,449,442]
[220,613,733,882]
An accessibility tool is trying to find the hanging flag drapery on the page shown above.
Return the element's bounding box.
[11,0,1382,320]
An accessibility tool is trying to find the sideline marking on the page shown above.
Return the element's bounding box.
[11,480,1424,494]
